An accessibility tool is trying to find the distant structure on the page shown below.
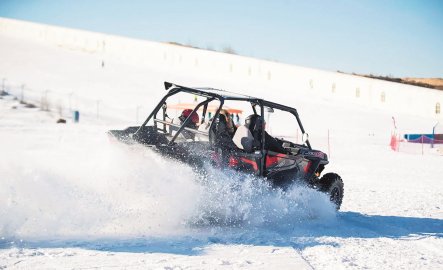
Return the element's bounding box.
[0,17,442,119]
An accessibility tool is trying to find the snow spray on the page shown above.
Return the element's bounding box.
[0,124,335,241]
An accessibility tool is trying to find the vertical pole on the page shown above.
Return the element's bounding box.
[42,89,50,111]
[431,127,435,148]
[431,122,439,149]
[20,84,25,102]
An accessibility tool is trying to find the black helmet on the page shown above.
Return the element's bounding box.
[245,114,259,131]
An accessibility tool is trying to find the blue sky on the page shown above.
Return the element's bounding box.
[1,0,442,77]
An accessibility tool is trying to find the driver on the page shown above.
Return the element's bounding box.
[244,114,286,153]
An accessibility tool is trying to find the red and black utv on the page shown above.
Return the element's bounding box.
[108,82,344,209]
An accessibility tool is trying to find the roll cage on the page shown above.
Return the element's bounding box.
[135,81,312,150]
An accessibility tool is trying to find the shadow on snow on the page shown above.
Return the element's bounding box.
[1,211,442,256]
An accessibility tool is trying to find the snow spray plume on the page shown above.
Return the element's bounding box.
[0,125,335,241]
[189,165,336,230]
[0,126,200,240]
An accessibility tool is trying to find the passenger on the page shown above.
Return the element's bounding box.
[198,109,236,138]
[170,109,199,140]
[212,113,237,150]
[219,109,237,137]
[244,114,286,153]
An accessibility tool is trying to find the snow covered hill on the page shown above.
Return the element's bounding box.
[0,31,442,269]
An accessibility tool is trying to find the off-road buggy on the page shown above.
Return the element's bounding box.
[108,82,344,209]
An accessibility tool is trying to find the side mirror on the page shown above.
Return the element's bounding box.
[302,133,309,144]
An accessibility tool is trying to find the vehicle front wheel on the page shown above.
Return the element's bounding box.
[318,173,344,210]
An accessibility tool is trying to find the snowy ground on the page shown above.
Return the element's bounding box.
[1,34,442,269]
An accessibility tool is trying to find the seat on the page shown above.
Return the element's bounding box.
[196,121,210,141]
[232,125,254,152]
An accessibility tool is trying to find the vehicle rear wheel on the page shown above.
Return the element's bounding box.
[318,173,344,210]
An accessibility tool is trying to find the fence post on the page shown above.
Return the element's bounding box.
[20,84,25,102]
[41,89,50,111]
[431,133,434,149]
[432,122,439,149]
